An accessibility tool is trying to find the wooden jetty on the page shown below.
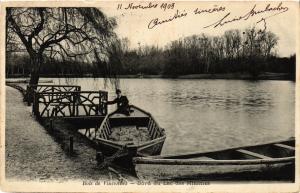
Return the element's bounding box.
[28,84,108,129]
[32,90,107,118]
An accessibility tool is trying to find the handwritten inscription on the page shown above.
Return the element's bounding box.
[194,5,226,15]
[204,2,289,29]
[116,2,289,30]
[147,4,225,29]
[148,10,188,29]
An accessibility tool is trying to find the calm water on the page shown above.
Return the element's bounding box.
[48,78,295,155]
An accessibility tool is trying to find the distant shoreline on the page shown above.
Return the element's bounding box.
[6,72,294,81]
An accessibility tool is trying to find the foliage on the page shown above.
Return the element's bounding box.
[6,7,117,84]
[6,23,295,80]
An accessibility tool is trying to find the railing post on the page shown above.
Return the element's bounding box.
[33,91,39,117]
[96,151,104,164]
[51,86,54,101]
[98,91,101,115]
[72,92,76,116]
[76,92,79,116]
[69,136,74,155]
[31,88,34,114]
[102,91,108,115]
[49,118,53,132]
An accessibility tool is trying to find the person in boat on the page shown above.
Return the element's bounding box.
[107,89,131,115]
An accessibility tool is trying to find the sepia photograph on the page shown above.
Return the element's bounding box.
[0,0,299,192]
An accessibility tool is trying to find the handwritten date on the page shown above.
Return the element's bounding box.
[117,2,175,11]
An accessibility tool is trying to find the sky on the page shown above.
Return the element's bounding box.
[100,1,298,57]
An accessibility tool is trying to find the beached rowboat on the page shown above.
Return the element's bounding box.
[79,105,166,168]
[133,138,295,180]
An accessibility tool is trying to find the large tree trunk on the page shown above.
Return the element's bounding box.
[29,54,43,86]
[25,54,43,105]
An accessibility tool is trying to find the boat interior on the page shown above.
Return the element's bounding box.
[160,139,295,161]
[95,106,165,145]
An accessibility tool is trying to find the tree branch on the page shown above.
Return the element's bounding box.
[28,8,45,44]
[6,8,33,55]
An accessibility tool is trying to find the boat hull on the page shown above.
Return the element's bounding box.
[95,136,166,169]
[78,105,166,169]
[134,157,295,180]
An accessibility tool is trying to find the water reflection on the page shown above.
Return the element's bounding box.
[47,78,295,154]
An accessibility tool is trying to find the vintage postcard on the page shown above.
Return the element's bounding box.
[0,0,299,192]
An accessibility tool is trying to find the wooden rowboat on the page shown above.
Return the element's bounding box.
[79,105,166,168]
[133,138,295,180]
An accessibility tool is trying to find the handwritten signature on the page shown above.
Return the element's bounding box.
[204,2,289,29]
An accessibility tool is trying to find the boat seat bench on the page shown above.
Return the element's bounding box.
[236,149,272,159]
[274,143,295,151]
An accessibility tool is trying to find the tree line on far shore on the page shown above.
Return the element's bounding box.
[6,27,296,79]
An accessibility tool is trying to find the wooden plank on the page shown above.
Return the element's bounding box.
[101,130,107,139]
[102,125,107,136]
[236,149,272,159]
[149,120,154,136]
[105,125,110,136]
[60,116,105,120]
[151,127,158,139]
[107,120,111,128]
[157,128,162,137]
[194,156,215,161]
[151,126,156,139]
[106,122,111,135]
[156,127,161,138]
[150,123,155,139]
[274,143,295,151]
[153,126,159,139]
[147,118,152,129]
[99,130,103,138]
[103,130,108,139]
[149,125,154,139]
[104,122,108,134]
[104,127,109,139]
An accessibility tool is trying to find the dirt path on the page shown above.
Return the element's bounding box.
[5,86,133,182]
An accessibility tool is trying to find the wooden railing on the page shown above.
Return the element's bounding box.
[25,84,81,105]
[33,90,108,119]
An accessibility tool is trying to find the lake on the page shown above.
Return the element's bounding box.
[48,78,295,155]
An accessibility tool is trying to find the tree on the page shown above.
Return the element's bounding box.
[261,31,279,58]
[6,7,117,85]
[241,27,279,76]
